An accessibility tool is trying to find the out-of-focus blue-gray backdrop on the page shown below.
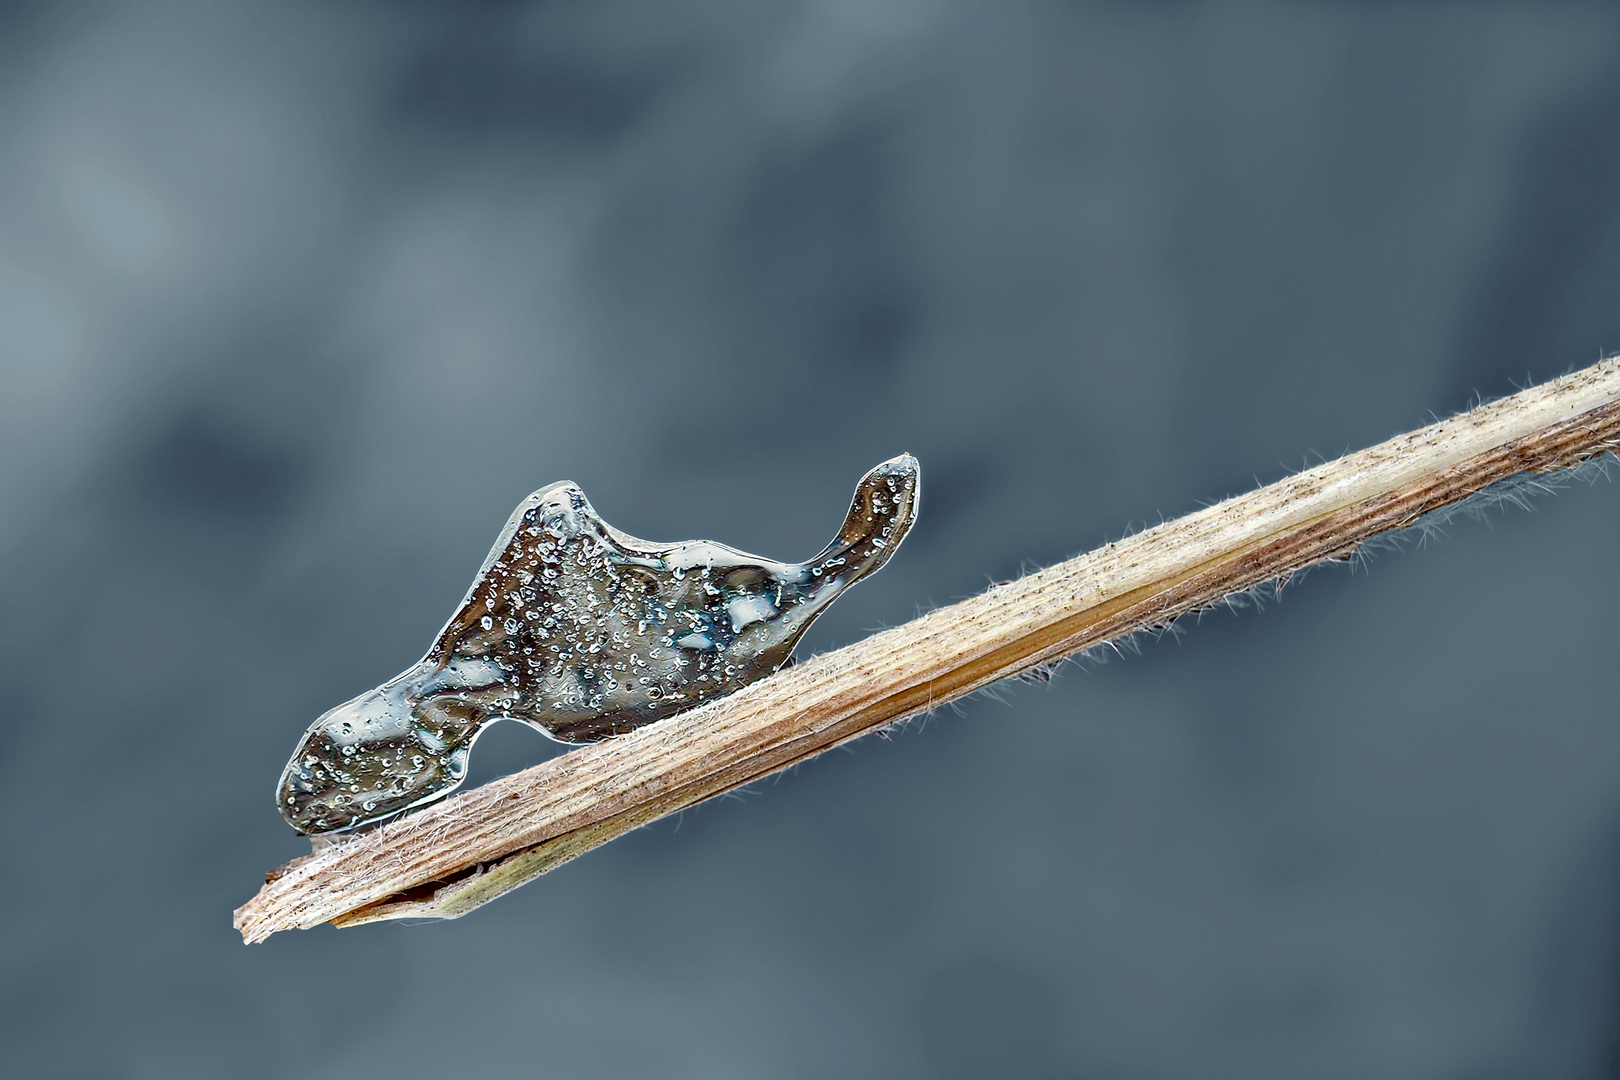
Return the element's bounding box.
[3,2,1619,1076]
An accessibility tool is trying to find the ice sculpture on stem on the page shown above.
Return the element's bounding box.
[277,455,921,835]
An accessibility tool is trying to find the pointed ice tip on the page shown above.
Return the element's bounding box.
[878,452,919,474]
[859,453,921,499]
[829,454,921,568]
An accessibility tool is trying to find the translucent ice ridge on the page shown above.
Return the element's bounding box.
[277,455,921,835]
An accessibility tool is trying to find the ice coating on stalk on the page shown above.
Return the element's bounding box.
[277,455,921,835]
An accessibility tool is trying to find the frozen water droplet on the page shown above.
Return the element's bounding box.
[275,456,919,834]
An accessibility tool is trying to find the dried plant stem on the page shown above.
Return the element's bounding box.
[235,360,1620,943]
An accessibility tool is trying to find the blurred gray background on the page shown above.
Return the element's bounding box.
[3,1,1620,1076]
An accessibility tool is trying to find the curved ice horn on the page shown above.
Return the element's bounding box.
[276,455,920,834]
